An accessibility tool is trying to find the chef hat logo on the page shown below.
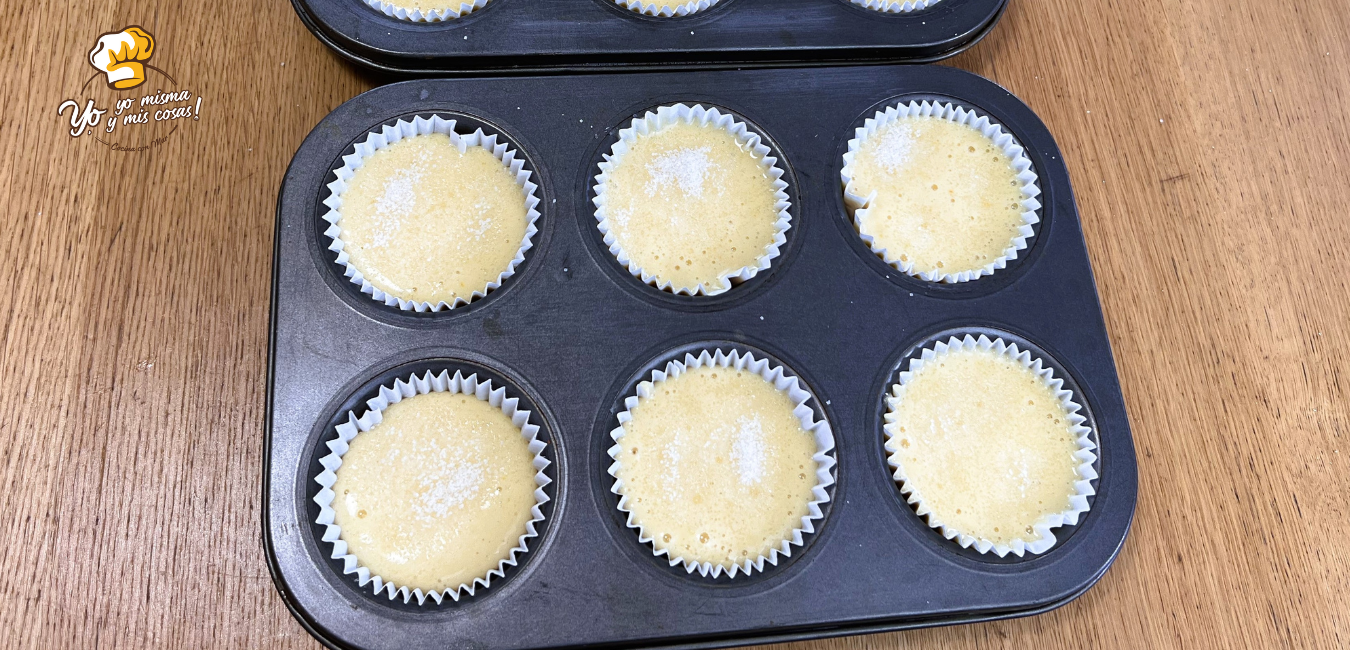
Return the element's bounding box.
[88,26,155,90]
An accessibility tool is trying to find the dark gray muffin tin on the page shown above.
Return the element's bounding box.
[265,63,1138,650]
[290,0,1007,75]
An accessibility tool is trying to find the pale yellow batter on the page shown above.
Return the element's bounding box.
[332,392,538,593]
[339,133,528,306]
[602,122,780,293]
[849,116,1027,276]
[887,346,1082,546]
[615,365,818,569]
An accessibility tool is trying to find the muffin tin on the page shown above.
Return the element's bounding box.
[289,0,1007,75]
[265,63,1138,649]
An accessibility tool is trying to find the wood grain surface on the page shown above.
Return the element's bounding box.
[2,0,1347,647]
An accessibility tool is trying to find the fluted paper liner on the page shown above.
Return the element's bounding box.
[322,115,541,312]
[593,104,792,296]
[841,101,1042,283]
[363,0,488,22]
[614,0,718,17]
[849,0,942,13]
[313,370,552,604]
[883,334,1098,557]
[608,349,835,578]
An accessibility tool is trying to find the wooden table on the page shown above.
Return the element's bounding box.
[4,0,1347,646]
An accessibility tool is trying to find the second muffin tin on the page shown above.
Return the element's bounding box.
[291,0,1007,75]
[266,63,1138,649]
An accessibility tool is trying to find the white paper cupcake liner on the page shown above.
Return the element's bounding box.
[593,104,792,296]
[614,0,719,17]
[313,370,552,604]
[322,115,542,312]
[883,334,1098,557]
[841,100,1042,284]
[848,0,942,13]
[607,348,836,578]
[364,0,488,22]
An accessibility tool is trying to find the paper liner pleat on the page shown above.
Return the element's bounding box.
[613,0,719,17]
[848,0,942,13]
[363,0,488,22]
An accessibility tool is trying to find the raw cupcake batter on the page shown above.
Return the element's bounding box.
[332,391,538,593]
[601,121,779,293]
[886,345,1082,546]
[615,364,818,568]
[849,116,1027,276]
[339,133,528,306]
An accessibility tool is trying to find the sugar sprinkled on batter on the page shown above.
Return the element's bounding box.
[874,121,916,173]
[730,415,768,485]
[646,146,713,198]
[368,149,429,249]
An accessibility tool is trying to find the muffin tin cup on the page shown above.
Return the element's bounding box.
[313,370,553,604]
[841,99,1042,284]
[267,65,1138,650]
[593,103,791,296]
[883,333,1098,557]
[321,114,542,313]
[608,347,836,578]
